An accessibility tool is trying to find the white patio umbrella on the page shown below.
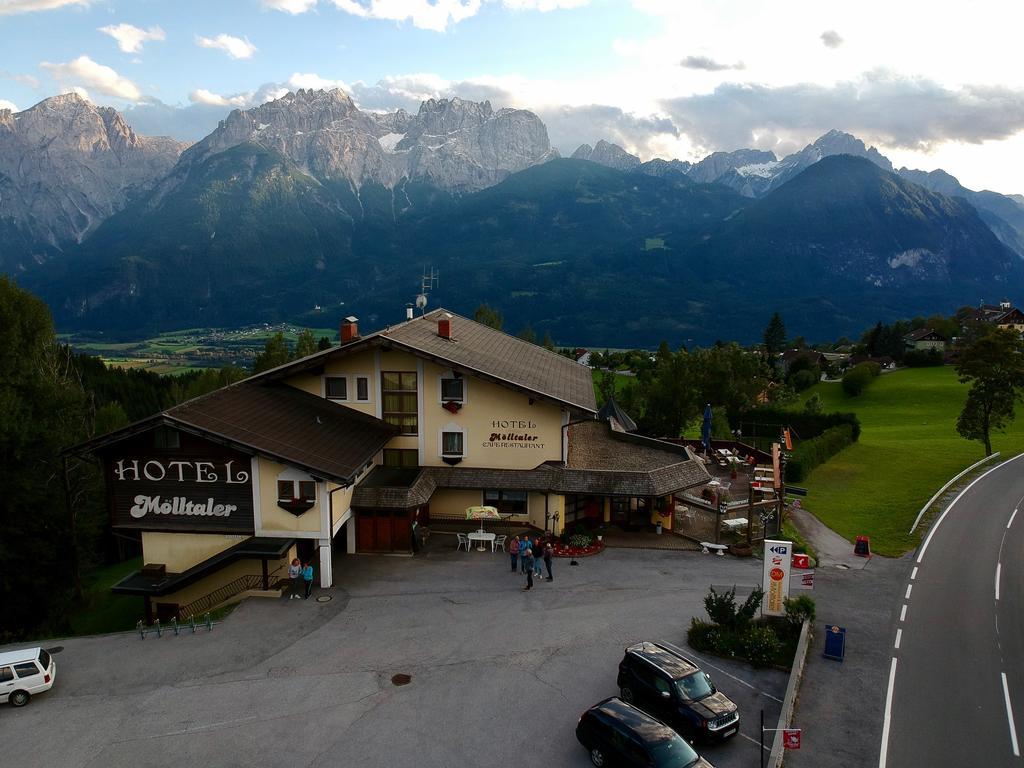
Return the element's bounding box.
[465,505,501,532]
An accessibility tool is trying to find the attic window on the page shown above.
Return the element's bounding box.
[441,377,464,402]
[154,426,180,450]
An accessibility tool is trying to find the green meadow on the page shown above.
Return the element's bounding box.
[795,367,1024,556]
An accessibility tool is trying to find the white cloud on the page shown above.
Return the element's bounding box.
[329,0,482,32]
[196,33,257,60]
[0,0,88,14]
[262,0,318,12]
[99,24,166,54]
[502,0,589,10]
[820,30,843,49]
[287,72,349,91]
[0,99,18,111]
[189,88,250,107]
[40,55,142,100]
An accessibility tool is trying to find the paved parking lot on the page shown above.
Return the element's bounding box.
[0,547,785,768]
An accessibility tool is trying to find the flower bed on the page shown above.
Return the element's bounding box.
[550,540,604,558]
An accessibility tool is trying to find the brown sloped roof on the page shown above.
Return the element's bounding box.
[351,420,709,508]
[255,308,597,413]
[167,383,397,482]
[78,382,398,484]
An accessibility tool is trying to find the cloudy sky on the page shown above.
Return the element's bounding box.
[2,0,1023,193]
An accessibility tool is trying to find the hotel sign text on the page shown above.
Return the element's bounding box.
[482,419,547,450]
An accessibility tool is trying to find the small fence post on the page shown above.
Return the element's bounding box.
[204,612,212,631]
[172,616,179,636]
[189,615,196,634]
[154,618,162,638]
[137,620,145,640]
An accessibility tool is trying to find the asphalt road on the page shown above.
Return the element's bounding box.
[0,547,785,768]
[882,453,1024,767]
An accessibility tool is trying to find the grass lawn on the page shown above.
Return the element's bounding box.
[67,558,145,636]
[794,367,1024,556]
[592,369,637,406]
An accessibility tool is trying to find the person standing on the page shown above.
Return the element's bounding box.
[522,548,534,591]
[302,561,315,599]
[543,543,554,582]
[509,535,520,573]
[521,538,529,574]
[533,537,544,578]
[288,558,302,599]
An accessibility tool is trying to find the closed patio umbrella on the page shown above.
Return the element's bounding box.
[701,403,713,455]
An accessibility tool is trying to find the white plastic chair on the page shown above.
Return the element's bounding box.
[456,533,470,552]
[492,535,507,552]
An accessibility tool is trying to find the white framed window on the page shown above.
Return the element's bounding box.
[438,370,467,405]
[325,376,348,401]
[355,375,370,402]
[438,421,466,463]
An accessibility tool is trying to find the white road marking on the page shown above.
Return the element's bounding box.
[879,657,898,768]
[682,652,784,703]
[996,562,1002,601]
[905,584,913,600]
[738,731,771,751]
[895,629,902,649]
[1003,672,1021,757]
[910,567,918,580]
[917,453,1024,564]
[1009,508,1019,530]
[899,604,907,622]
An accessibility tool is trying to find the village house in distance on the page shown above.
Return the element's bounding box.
[75,309,708,622]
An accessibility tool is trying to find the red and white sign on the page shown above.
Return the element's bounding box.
[762,539,792,615]
[792,553,810,569]
[783,729,801,749]
[791,570,815,590]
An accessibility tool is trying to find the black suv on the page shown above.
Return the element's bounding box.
[576,697,715,768]
[616,641,739,742]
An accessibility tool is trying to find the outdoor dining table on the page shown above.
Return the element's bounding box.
[467,530,496,552]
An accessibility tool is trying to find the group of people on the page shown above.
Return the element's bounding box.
[288,558,315,599]
[508,535,553,591]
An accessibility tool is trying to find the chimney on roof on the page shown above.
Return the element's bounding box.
[437,312,453,340]
[340,316,359,344]
[406,303,414,320]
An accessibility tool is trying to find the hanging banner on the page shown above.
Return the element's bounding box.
[762,539,792,615]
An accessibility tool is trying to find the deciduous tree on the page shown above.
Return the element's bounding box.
[956,327,1024,455]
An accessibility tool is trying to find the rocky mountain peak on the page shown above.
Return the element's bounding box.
[571,139,641,171]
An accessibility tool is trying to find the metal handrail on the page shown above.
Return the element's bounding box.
[179,565,286,619]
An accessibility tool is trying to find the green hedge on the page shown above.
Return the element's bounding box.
[737,408,861,442]
[785,423,855,482]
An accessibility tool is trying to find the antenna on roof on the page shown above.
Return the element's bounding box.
[414,267,439,316]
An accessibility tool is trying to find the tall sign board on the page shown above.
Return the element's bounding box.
[762,539,792,616]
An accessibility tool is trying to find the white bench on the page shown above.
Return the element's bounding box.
[700,542,728,556]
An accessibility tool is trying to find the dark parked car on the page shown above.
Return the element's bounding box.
[616,641,739,742]
[576,697,714,767]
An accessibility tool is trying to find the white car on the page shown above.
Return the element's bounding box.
[0,647,56,707]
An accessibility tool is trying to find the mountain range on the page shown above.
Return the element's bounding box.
[4,89,1024,346]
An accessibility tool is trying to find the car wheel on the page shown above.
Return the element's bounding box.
[10,690,30,707]
[620,686,635,704]
[589,747,606,767]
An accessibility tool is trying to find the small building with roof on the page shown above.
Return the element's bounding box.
[74,309,708,621]
[903,328,948,352]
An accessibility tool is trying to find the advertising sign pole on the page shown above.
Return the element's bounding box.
[762,539,792,616]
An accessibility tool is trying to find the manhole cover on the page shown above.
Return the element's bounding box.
[834,564,850,570]
[315,595,332,603]
[45,646,64,654]
[391,673,412,686]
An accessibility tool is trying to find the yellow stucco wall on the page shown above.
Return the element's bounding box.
[154,557,290,613]
[329,482,354,529]
[142,532,243,572]
[258,457,323,533]
[430,489,487,517]
[421,360,564,469]
[285,349,378,418]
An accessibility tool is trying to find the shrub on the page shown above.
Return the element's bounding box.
[803,393,823,415]
[904,349,944,367]
[704,587,738,628]
[785,424,854,482]
[791,368,819,391]
[736,408,861,443]
[841,363,874,396]
[687,617,716,650]
[568,533,593,548]
[783,595,817,628]
[741,626,781,668]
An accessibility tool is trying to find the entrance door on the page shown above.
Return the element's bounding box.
[374,511,393,551]
[357,510,376,552]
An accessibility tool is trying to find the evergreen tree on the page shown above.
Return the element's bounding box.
[542,330,555,351]
[253,332,292,373]
[517,325,536,344]
[474,303,503,330]
[317,336,332,351]
[763,312,786,357]
[294,328,318,359]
